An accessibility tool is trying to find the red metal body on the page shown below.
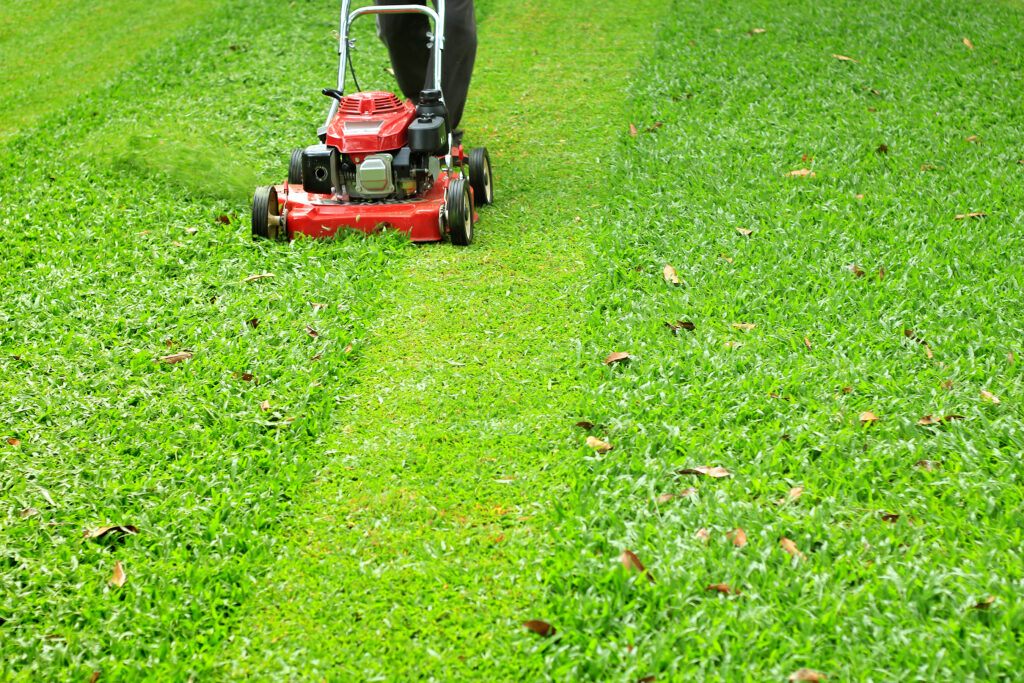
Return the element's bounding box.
[279,90,475,242]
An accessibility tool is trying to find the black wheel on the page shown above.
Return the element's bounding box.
[252,186,285,241]
[287,147,304,186]
[445,178,473,246]
[468,147,493,206]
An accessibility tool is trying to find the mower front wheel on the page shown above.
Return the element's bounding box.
[445,178,473,246]
[468,147,493,206]
[252,186,285,241]
[288,148,304,186]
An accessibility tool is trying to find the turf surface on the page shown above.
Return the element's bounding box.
[1,0,1022,680]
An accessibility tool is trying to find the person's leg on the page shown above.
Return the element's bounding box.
[375,0,430,103]
[432,0,476,130]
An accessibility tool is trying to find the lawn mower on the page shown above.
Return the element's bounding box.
[251,0,493,245]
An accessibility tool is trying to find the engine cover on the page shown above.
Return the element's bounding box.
[355,153,394,198]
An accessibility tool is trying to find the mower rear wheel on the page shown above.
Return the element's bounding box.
[252,186,285,241]
[445,178,473,246]
[287,148,304,186]
[468,147,493,206]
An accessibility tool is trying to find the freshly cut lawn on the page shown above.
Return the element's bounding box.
[532,0,1024,680]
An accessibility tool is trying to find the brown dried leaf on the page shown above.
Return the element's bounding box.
[246,317,260,328]
[259,400,271,412]
[217,214,231,225]
[243,273,275,282]
[84,525,139,540]
[778,486,804,505]
[954,212,986,220]
[665,320,696,334]
[736,227,754,236]
[720,254,734,263]
[235,372,255,382]
[158,351,193,364]
[306,325,319,338]
[966,135,980,144]
[732,323,756,331]
[878,267,886,280]
[831,53,859,63]
[944,414,965,422]
[876,143,889,154]
[880,513,900,523]
[586,436,613,453]
[925,344,934,359]
[728,528,748,548]
[789,669,828,682]
[971,596,996,610]
[657,488,696,503]
[918,415,940,426]
[309,302,329,311]
[855,193,865,200]
[88,671,101,683]
[780,537,806,560]
[662,264,681,285]
[981,389,1000,404]
[604,351,631,365]
[20,507,39,518]
[646,122,664,132]
[804,337,812,350]
[343,344,354,354]
[962,37,975,50]
[941,380,954,391]
[706,583,740,595]
[575,421,595,430]
[785,168,817,178]
[6,437,20,446]
[915,459,942,471]
[848,263,866,277]
[695,527,711,542]
[841,386,854,394]
[678,466,731,478]
[859,411,879,424]
[629,123,638,138]
[748,27,766,35]
[620,549,655,582]
[523,620,557,637]
[110,561,127,588]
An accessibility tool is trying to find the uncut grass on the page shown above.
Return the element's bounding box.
[532,0,1024,680]
[0,1,413,679]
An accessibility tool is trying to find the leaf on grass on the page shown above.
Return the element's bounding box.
[735,227,753,237]
[259,400,271,412]
[941,380,954,391]
[243,273,275,282]
[944,414,965,422]
[880,513,900,523]
[695,527,711,542]
[217,214,231,225]
[1009,351,1016,365]
[629,123,638,138]
[185,227,199,236]
[925,344,934,359]
[646,122,664,132]
[847,263,866,277]
[877,267,886,280]
[663,264,681,285]
[859,411,879,424]
[954,212,986,220]
[234,372,255,382]
[665,320,696,334]
[110,561,127,588]
[586,436,613,453]
[780,537,806,560]
[20,507,39,518]
[721,254,734,263]
[790,670,828,682]
[343,344,354,355]
[981,389,1000,404]
[778,486,804,505]
[841,386,854,394]
[306,325,319,338]
[657,488,696,503]
[638,676,657,683]
[804,337,812,350]
[831,53,859,63]
[876,143,889,154]
[918,415,941,426]
[855,193,865,200]
[247,317,260,328]
[604,351,631,365]
[732,323,756,331]
[679,466,731,478]
[620,549,655,582]
[748,27,767,35]
[915,459,942,471]
[575,421,595,430]
[89,672,101,683]
[706,583,740,595]
[965,134,980,143]
[159,351,193,364]
[6,437,20,446]
[309,302,329,311]
[728,528,748,548]
[84,525,139,540]
[962,37,975,50]
[971,596,996,610]
[523,620,556,637]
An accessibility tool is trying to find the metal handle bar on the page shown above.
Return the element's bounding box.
[325,0,446,130]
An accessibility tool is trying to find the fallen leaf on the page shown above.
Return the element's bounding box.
[1009,352,1016,365]
[586,436,613,453]
[657,488,696,503]
[243,273,275,282]
[158,351,193,364]
[575,421,595,430]
[720,254,734,263]
[665,320,696,334]
[856,194,865,200]
[343,344,353,354]
[646,122,664,132]
[638,677,657,683]
[629,123,638,137]
[185,227,199,236]
[802,154,814,162]
[962,37,975,50]
[706,583,740,595]
[84,525,139,540]
[259,400,271,412]
[89,672,101,683]
[876,143,889,154]
[918,415,940,426]
[877,267,886,280]
[915,459,941,471]
[804,337,812,350]
[20,507,38,518]
[217,214,231,225]
[841,386,854,394]
[732,323,756,331]
[736,227,754,236]
[831,53,859,63]
[748,27,766,35]
[604,351,631,365]
[678,466,731,478]
[6,437,20,446]
[523,620,556,637]
[309,302,329,311]
[848,263,866,277]
[944,414,965,422]
[954,212,986,220]
[920,163,939,172]
[110,561,127,588]
[769,392,789,400]
[971,596,996,610]
[235,372,255,382]
[880,513,900,523]
[695,527,711,542]
[966,134,980,143]
[728,528,748,548]
[620,549,655,582]
[925,344,934,359]
[785,168,817,178]
[663,264,681,285]
[859,411,879,424]
[247,317,260,328]
[789,669,828,682]
[981,389,1000,404]
[780,537,806,560]
[724,341,744,349]
[941,380,954,390]
[306,325,319,338]
[171,241,185,248]
[778,486,804,505]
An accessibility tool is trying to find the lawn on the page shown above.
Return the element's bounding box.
[1,0,1022,680]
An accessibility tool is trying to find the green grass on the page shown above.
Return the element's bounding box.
[2,0,1023,680]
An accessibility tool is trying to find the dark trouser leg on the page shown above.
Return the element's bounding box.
[376,0,476,130]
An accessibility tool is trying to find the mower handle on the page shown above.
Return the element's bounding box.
[325,0,446,130]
